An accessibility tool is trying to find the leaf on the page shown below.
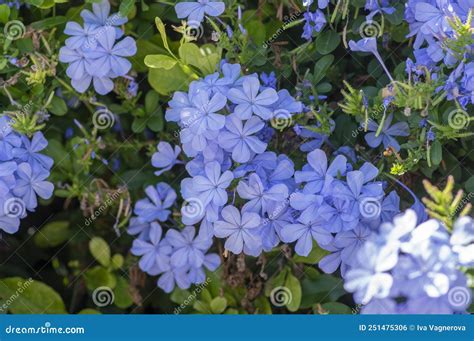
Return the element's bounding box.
[148,65,191,95]
[319,302,352,314]
[431,140,442,166]
[0,4,10,24]
[284,273,302,312]
[119,0,135,16]
[89,237,111,267]
[111,254,124,269]
[83,266,116,291]
[34,221,70,248]
[48,96,68,116]
[113,277,133,309]
[315,30,340,55]
[145,90,160,114]
[210,297,227,314]
[144,54,177,70]
[0,277,66,314]
[155,17,171,54]
[179,43,220,75]
[31,16,67,30]
[147,111,164,132]
[313,54,334,84]
[244,20,267,46]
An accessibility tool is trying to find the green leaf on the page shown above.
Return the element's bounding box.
[284,273,302,312]
[244,20,267,46]
[210,297,227,314]
[144,54,177,70]
[319,302,352,314]
[0,277,66,314]
[0,4,10,24]
[132,117,147,133]
[293,242,330,264]
[179,43,220,75]
[119,0,135,16]
[48,96,68,116]
[83,266,116,291]
[78,308,101,314]
[113,277,133,309]
[111,254,124,269]
[431,140,443,166]
[147,111,164,132]
[315,30,340,55]
[155,17,172,54]
[144,90,160,114]
[148,65,191,95]
[465,176,474,193]
[313,54,334,84]
[31,16,67,30]
[34,221,70,248]
[89,237,111,267]
[193,300,211,313]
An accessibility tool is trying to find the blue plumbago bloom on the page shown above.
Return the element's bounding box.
[180,90,227,134]
[237,173,289,214]
[218,115,268,163]
[294,148,347,194]
[260,71,277,89]
[213,205,262,255]
[293,124,331,152]
[134,183,177,223]
[281,213,334,256]
[127,217,153,241]
[345,209,473,313]
[0,119,54,234]
[152,142,182,176]
[258,201,296,251]
[349,38,394,82]
[450,216,474,267]
[166,226,213,268]
[59,0,136,95]
[191,161,233,207]
[227,76,279,120]
[175,0,225,24]
[364,114,410,152]
[302,9,327,41]
[131,222,172,273]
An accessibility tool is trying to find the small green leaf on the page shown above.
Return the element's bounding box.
[144,90,160,114]
[155,17,172,54]
[34,221,70,248]
[315,30,340,55]
[148,65,191,95]
[0,4,10,24]
[48,96,68,116]
[284,273,302,312]
[431,140,442,166]
[89,237,111,267]
[113,277,133,309]
[144,54,177,70]
[313,54,334,84]
[0,278,66,314]
[83,266,116,291]
[210,297,227,314]
[111,254,124,269]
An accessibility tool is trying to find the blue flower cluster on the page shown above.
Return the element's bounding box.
[405,0,474,107]
[59,0,136,95]
[127,182,220,293]
[344,209,473,314]
[0,117,54,235]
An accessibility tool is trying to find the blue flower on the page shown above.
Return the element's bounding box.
[218,115,267,163]
[260,71,277,89]
[280,212,333,256]
[166,226,213,268]
[302,9,326,40]
[294,148,347,194]
[237,173,289,214]
[227,76,279,120]
[191,161,233,206]
[213,205,262,255]
[349,38,394,82]
[131,222,172,273]
[364,114,409,151]
[81,0,127,29]
[134,183,177,222]
[180,90,227,134]
[175,0,225,24]
[13,163,54,211]
[152,142,182,176]
[13,132,54,170]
